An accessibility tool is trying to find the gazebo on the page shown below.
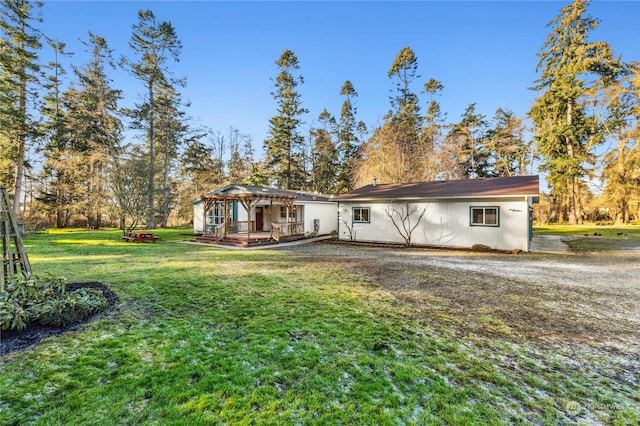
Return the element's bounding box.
[196,185,305,247]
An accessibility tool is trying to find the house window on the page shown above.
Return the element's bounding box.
[280,205,297,221]
[470,207,499,226]
[352,207,370,223]
[207,202,224,226]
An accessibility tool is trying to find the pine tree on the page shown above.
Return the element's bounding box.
[420,78,445,181]
[336,81,360,192]
[486,108,530,176]
[154,82,190,227]
[387,46,421,142]
[529,0,624,224]
[0,0,42,215]
[444,104,490,179]
[64,33,122,228]
[123,9,182,228]
[310,110,338,193]
[181,138,222,196]
[264,49,308,189]
[39,39,72,227]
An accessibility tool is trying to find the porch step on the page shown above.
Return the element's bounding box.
[194,234,277,247]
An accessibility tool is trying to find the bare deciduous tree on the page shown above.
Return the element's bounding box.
[341,218,356,241]
[384,202,426,247]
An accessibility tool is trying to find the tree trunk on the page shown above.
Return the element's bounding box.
[566,176,577,225]
[565,99,578,225]
[12,84,27,217]
[161,144,170,228]
[147,80,156,229]
[575,177,583,225]
[615,141,628,224]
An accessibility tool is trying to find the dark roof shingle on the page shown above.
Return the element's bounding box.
[209,185,334,202]
[335,176,539,201]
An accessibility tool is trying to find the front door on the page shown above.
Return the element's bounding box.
[255,208,263,231]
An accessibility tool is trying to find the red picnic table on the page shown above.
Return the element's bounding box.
[121,231,160,243]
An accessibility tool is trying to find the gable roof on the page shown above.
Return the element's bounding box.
[335,175,539,201]
[192,184,334,204]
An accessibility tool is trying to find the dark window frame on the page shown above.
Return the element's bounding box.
[470,206,500,227]
[352,207,370,223]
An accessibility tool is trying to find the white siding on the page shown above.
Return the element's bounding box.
[194,199,338,235]
[338,197,531,251]
[302,202,338,235]
[193,202,205,234]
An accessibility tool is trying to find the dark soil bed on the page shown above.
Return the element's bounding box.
[0,282,118,356]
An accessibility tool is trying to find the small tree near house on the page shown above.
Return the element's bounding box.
[342,219,356,241]
[384,203,426,247]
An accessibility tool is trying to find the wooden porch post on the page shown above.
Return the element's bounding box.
[239,197,258,246]
[223,196,229,238]
[203,199,214,235]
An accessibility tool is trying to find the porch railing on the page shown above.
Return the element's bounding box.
[213,223,227,241]
[229,220,256,233]
[270,221,304,242]
[211,221,258,240]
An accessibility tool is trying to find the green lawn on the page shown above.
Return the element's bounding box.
[535,223,640,251]
[534,223,640,238]
[1,228,638,425]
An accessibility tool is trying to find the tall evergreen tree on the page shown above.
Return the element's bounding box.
[39,38,72,227]
[387,46,421,142]
[444,104,490,179]
[529,0,623,224]
[64,33,122,228]
[123,9,182,228]
[155,82,188,228]
[0,0,42,215]
[336,80,360,192]
[311,109,338,193]
[486,108,530,176]
[264,49,308,189]
[181,138,223,196]
[420,78,445,180]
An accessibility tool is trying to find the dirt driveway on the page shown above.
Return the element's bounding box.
[280,241,640,351]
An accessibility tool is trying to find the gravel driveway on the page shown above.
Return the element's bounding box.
[278,241,640,350]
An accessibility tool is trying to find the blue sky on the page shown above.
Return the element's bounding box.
[39,1,639,164]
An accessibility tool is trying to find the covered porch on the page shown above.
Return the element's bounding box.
[196,190,305,247]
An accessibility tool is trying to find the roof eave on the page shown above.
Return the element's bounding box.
[337,194,539,202]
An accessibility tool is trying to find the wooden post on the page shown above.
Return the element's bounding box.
[239,197,258,246]
[203,198,214,235]
[1,186,32,290]
[224,196,229,238]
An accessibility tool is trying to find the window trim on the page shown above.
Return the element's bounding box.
[280,205,297,220]
[207,202,224,226]
[352,207,370,223]
[470,206,500,227]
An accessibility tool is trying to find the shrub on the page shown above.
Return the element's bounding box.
[39,288,109,327]
[0,294,30,331]
[0,275,109,330]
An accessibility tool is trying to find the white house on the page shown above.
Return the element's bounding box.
[335,176,540,252]
[191,184,337,246]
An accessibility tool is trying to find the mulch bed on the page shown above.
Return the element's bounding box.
[0,282,118,356]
